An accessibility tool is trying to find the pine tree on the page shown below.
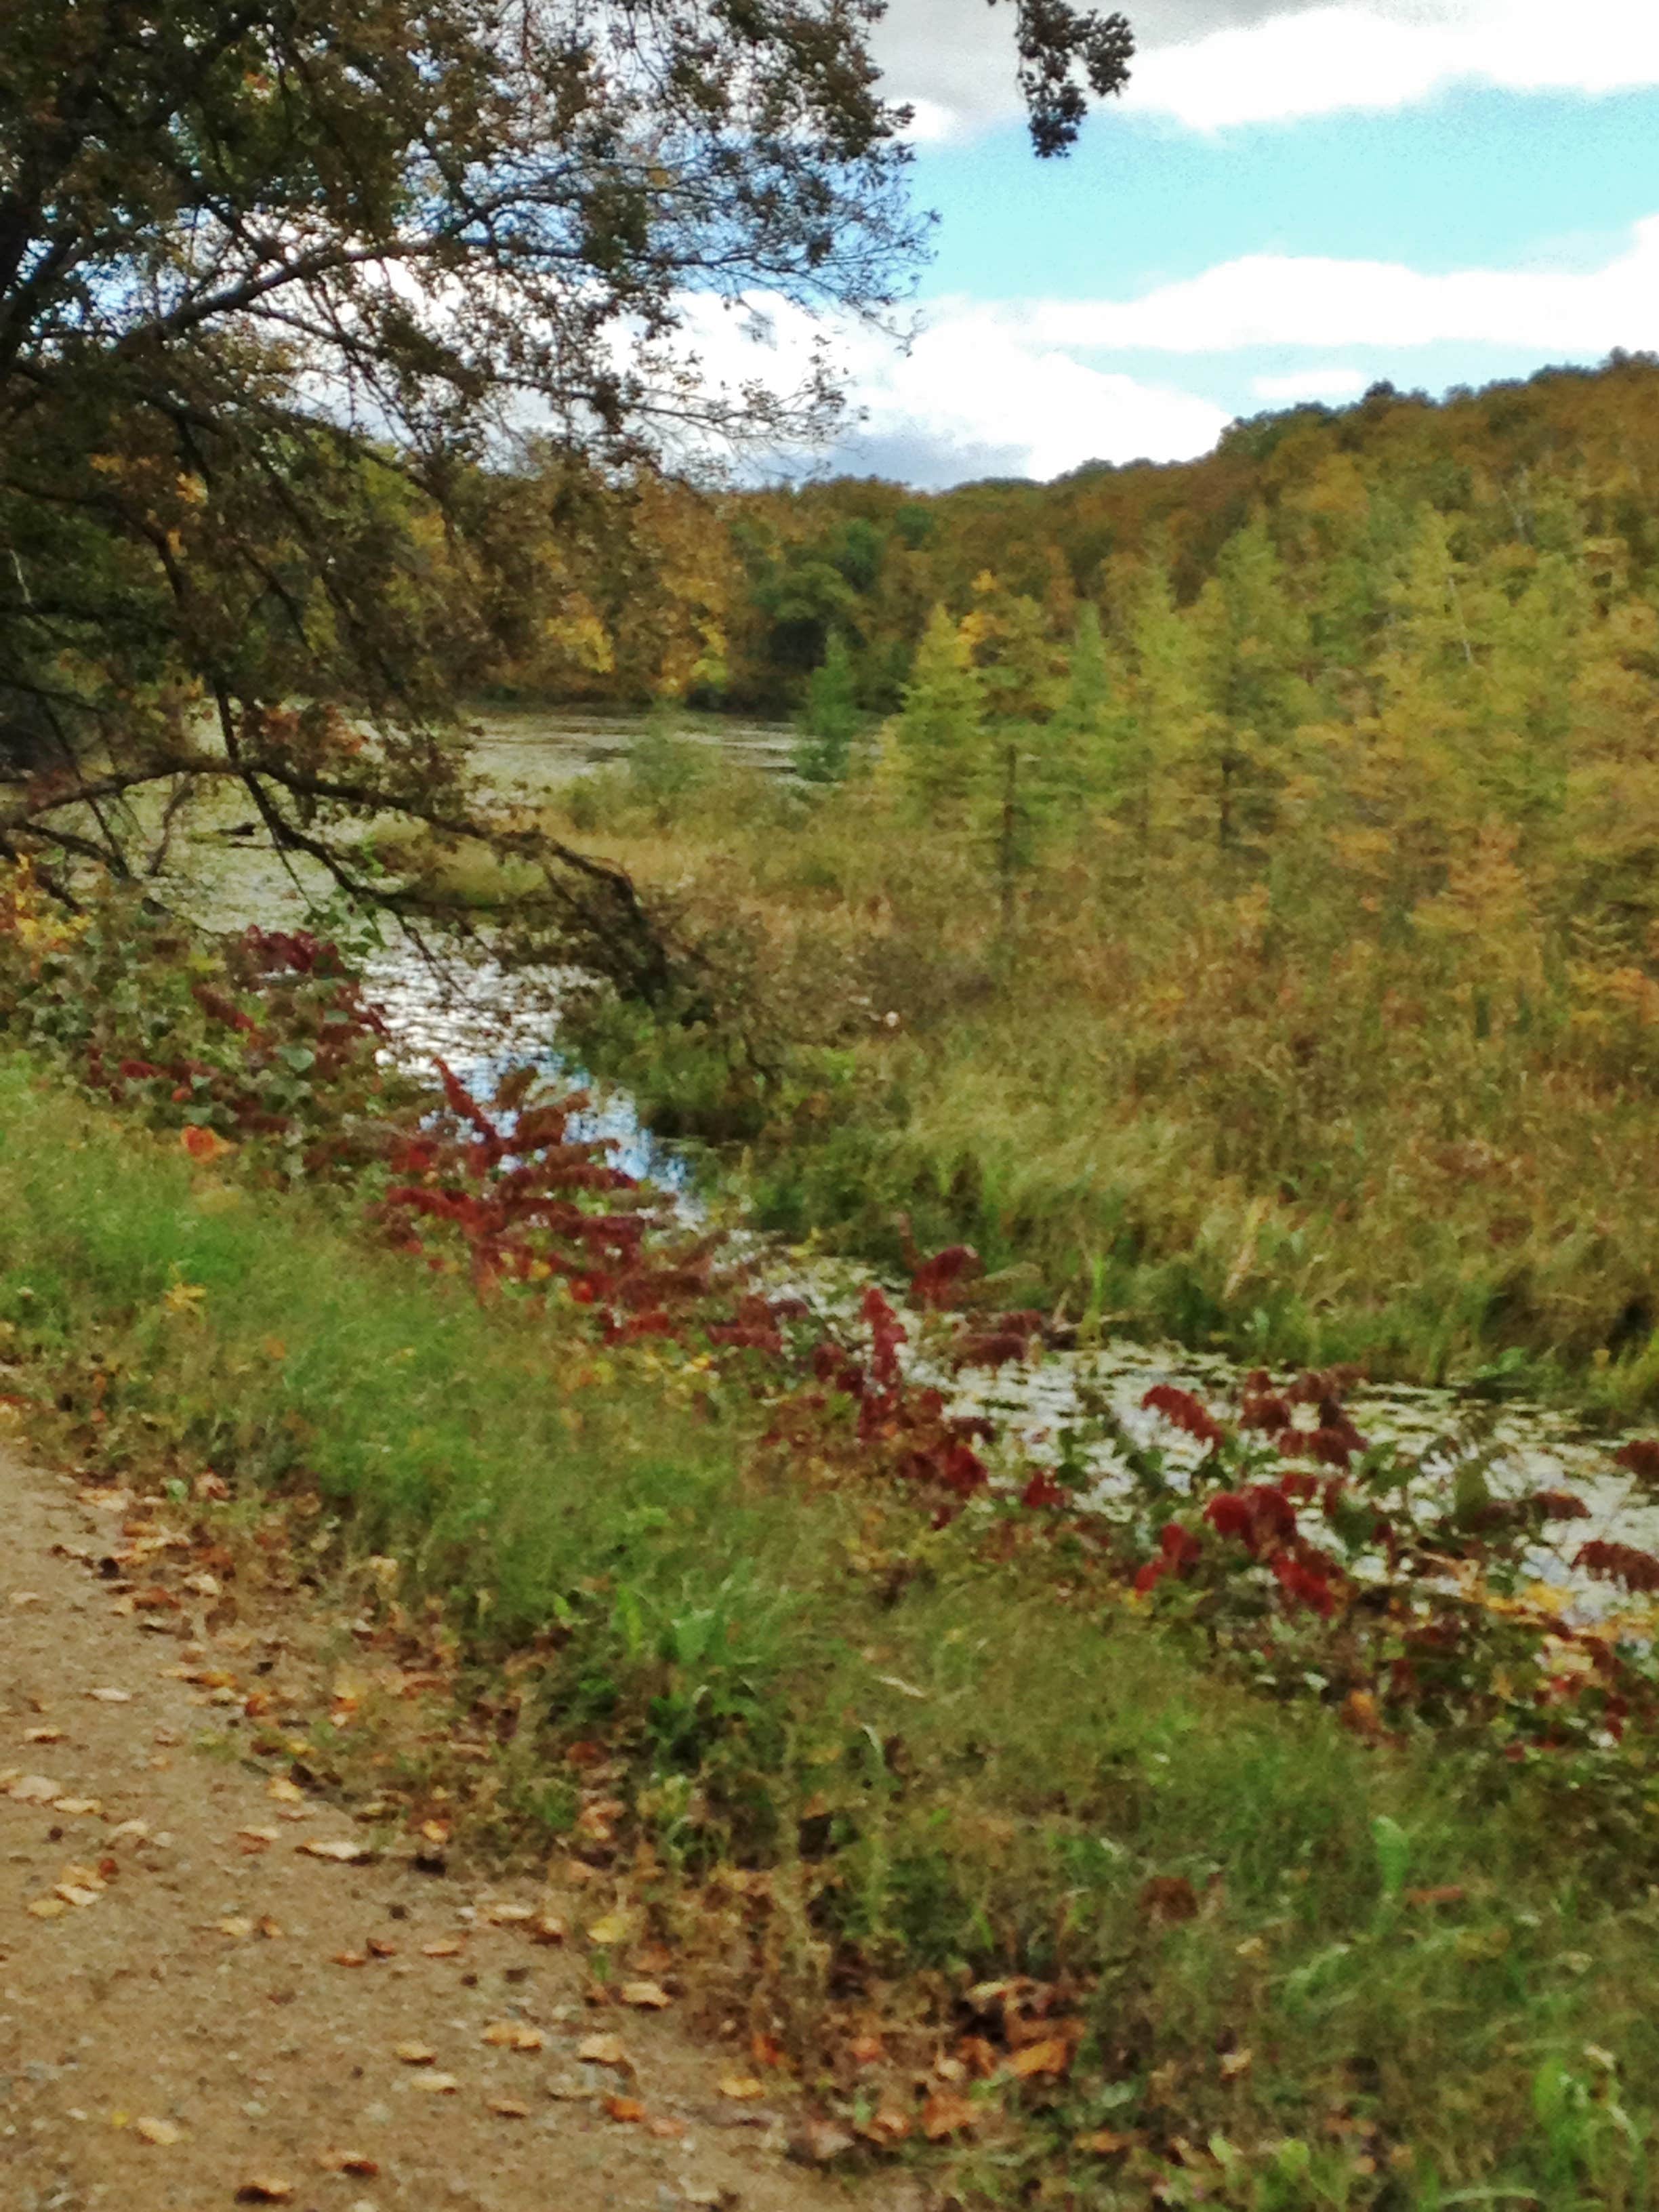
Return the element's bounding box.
[886,605,987,820]
[794,632,864,783]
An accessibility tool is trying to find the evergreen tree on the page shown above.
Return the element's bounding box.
[887,605,987,821]
[794,632,864,784]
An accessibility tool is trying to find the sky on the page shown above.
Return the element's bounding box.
[742,0,1659,487]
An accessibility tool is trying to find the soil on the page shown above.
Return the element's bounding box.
[0,1443,880,2212]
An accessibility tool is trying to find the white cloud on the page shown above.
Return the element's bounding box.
[670,291,1229,486]
[874,0,1659,139]
[1029,214,1659,351]
[1252,366,1372,401]
[1126,0,1659,129]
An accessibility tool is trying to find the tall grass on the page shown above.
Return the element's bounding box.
[5,1056,1659,2201]
[514,765,1659,1413]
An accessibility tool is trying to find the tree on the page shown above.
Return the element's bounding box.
[887,603,986,818]
[794,632,864,784]
[0,0,1133,969]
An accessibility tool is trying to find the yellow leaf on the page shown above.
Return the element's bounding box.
[27,1897,68,1919]
[316,2151,379,2176]
[394,2042,437,2065]
[620,1981,672,2010]
[132,2116,183,2146]
[481,2021,544,2051]
[577,2034,630,2070]
[717,2074,766,2102]
[267,1776,304,1803]
[410,2072,459,2094]
[487,2096,531,2118]
[585,1910,633,1946]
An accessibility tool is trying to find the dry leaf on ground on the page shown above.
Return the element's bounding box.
[316,2151,380,2176]
[298,1837,369,1862]
[1006,2036,1073,2080]
[87,1687,132,1704]
[577,2033,630,2070]
[920,2089,977,2140]
[394,2041,437,2066]
[131,2117,182,2146]
[620,1980,672,2010]
[487,2097,531,2118]
[717,2074,766,2102]
[234,2182,295,2204]
[411,2072,459,2094]
[605,2095,647,2123]
[421,1937,465,1957]
[481,2022,544,2051]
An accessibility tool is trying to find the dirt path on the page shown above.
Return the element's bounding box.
[0,1444,874,2212]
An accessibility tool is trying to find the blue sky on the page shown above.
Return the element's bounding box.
[754,0,1659,485]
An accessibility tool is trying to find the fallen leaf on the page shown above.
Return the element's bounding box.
[298,1837,369,1863]
[87,1688,132,1704]
[1075,2128,1133,2156]
[106,1818,150,1844]
[858,2104,912,2147]
[316,2151,380,2177]
[1218,2048,1253,2083]
[10,1774,62,1803]
[648,2116,687,2140]
[255,1915,283,1940]
[577,2034,630,2070]
[367,1936,398,1959]
[26,1897,68,1919]
[22,1727,64,1744]
[621,1981,672,2011]
[234,2182,295,2204]
[486,2097,531,2118]
[717,2074,766,2102]
[333,1950,368,1967]
[52,1799,101,1818]
[132,2116,182,2146]
[586,1910,634,1946]
[267,1776,304,1803]
[1139,1874,1200,1924]
[1006,2036,1072,2081]
[238,1826,280,1850]
[421,1938,465,1958]
[410,2072,459,2094]
[920,2089,977,2141]
[789,2118,856,2165]
[394,2042,437,2066]
[482,2022,544,2051]
[530,1914,567,1945]
[216,1917,255,1939]
[483,1900,535,1925]
[605,2095,647,2123]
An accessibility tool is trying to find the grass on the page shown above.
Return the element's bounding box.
[4,1055,1659,2203]
[412,754,1659,1418]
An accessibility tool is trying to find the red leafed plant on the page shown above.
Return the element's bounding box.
[1141,1385,1224,1449]
[1574,1540,1659,1594]
[1615,1439,1659,1481]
